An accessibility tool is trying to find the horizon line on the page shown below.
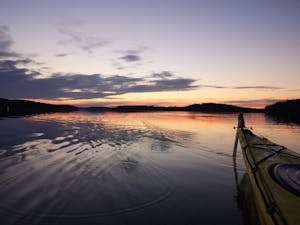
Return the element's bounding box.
[2,97,300,110]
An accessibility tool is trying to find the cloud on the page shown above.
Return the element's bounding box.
[0,59,198,100]
[55,53,70,57]
[120,54,141,62]
[151,71,173,79]
[112,46,149,70]
[57,22,110,53]
[232,86,282,90]
[118,77,197,94]
[111,61,125,70]
[118,47,146,63]
[0,23,196,100]
[0,25,19,58]
[200,84,226,89]
[199,84,283,90]
[0,58,32,68]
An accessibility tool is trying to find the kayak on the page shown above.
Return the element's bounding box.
[236,114,300,225]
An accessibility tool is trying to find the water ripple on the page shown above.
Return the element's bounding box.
[0,115,177,221]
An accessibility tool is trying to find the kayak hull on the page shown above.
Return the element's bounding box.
[237,128,300,225]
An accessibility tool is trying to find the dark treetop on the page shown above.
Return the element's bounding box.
[1,98,299,124]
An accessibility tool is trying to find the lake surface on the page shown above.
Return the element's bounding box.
[0,112,299,225]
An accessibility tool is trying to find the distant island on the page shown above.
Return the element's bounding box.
[265,99,300,124]
[0,98,299,124]
[0,98,77,116]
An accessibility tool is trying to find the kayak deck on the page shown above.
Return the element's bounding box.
[236,114,300,225]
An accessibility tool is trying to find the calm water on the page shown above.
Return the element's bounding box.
[0,112,299,225]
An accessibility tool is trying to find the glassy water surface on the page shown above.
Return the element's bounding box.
[0,112,299,225]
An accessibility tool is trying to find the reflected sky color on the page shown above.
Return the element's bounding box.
[0,112,300,225]
[27,111,300,152]
[0,0,300,107]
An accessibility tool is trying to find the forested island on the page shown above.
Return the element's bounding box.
[0,98,299,123]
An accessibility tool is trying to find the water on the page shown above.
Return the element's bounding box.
[0,112,299,225]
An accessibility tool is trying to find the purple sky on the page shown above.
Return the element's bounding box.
[0,0,299,107]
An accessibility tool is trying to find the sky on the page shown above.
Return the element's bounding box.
[0,0,299,108]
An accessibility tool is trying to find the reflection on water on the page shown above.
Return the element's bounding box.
[0,112,299,225]
[235,173,260,225]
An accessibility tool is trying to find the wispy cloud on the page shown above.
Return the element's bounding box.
[113,46,147,70]
[232,86,282,90]
[120,54,141,62]
[0,25,19,58]
[0,23,285,103]
[57,20,110,53]
[199,84,283,90]
[55,53,70,57]
[0,24,195,100]
[200,84,226,89]
[0,24,43,69]
[118,47,146,62]
[151,71,173,79]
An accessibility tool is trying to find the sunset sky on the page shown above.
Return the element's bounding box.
[0,0,299,108]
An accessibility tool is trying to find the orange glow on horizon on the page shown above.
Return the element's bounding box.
[23,85,300,109]
[23,96,296,109]
[25,98,195,107]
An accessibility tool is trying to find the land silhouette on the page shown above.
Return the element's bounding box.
[0,98,299,124]
[0,98,77,116]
